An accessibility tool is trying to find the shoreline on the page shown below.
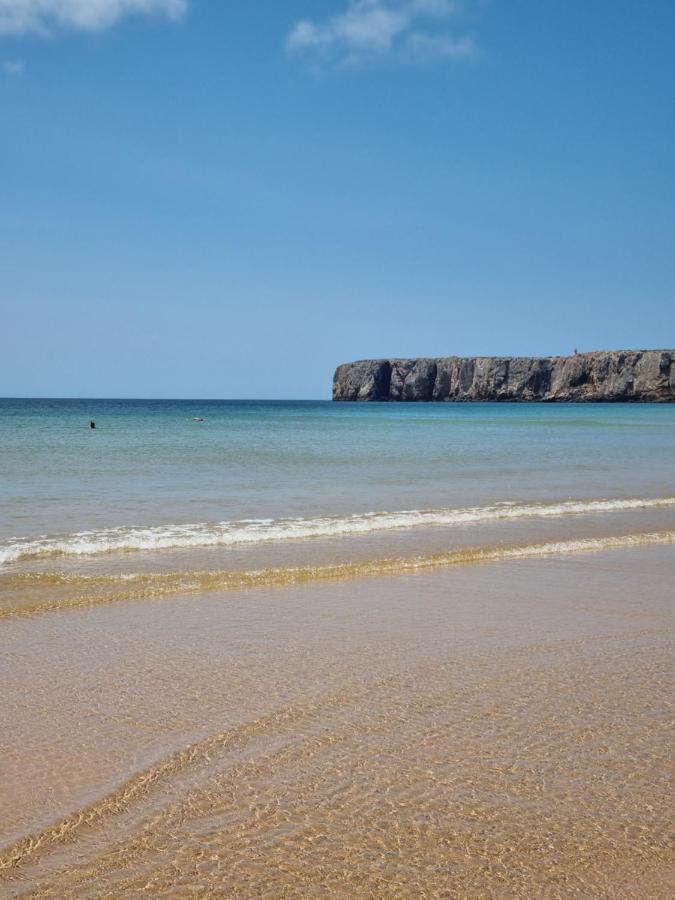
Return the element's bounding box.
[1,529,673,620]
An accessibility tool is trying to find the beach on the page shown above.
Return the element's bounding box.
[1,399,674,897]
[4,0,675,893]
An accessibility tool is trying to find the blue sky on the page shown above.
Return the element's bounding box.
[1,0,674,398]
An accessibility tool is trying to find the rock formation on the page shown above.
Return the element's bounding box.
[333,351,674,402]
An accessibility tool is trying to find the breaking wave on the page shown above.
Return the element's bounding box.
[0,496,674,566]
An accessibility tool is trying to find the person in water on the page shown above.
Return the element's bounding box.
[90,421,96,429]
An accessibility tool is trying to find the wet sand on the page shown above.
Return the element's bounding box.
[1,546,674,898]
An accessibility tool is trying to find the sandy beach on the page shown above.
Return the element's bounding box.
[2,543,673,897]
[3,0,675,893]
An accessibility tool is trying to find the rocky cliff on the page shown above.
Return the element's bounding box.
[333,351,674,402]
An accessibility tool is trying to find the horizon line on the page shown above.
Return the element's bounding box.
[0,396,332,402]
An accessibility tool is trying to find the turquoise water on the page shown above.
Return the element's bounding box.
[0,400,675,539]
[1,399,674,562]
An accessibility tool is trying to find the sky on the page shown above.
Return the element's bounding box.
[1,0,674,399]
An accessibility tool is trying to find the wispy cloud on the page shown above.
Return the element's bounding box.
[3,57,24,74]
[0,0,188,36]
[286,0,476,66]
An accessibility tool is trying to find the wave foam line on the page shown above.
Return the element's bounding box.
[1,497,674,566]
[2,532,673,619]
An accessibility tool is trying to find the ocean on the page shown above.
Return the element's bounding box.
[1,398,674,896]
[2,397,674,565]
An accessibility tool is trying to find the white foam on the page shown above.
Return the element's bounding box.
[1,497,673,566]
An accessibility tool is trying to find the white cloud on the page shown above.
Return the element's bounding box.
[3,57,24,73]
[286,0,475,65]
[0,0,187,36]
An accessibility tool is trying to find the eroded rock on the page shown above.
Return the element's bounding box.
[333,351,674,402]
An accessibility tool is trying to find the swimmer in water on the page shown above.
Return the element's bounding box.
[90,421,96,429]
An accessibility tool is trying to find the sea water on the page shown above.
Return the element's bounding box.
[1,398,674,561]
[2,398,675,896]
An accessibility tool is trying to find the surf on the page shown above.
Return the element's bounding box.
[1,496,674,566]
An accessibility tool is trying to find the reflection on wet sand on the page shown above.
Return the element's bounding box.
[1,546,673,897]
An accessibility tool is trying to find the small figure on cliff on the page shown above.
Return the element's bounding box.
[573,348,578,355]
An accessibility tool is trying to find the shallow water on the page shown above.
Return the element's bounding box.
[1,549,673,897]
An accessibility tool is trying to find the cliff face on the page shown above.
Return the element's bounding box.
[333,351,675,402]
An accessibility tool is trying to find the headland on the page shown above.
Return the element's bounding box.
[333,350,674,401]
